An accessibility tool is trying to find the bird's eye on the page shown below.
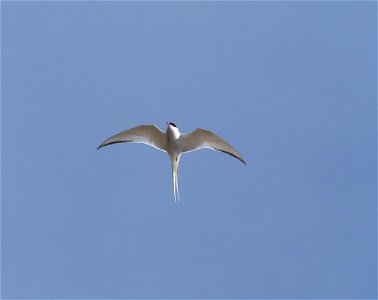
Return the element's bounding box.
[170,122,177,128]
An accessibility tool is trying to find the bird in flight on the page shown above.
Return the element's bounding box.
[98,122,245,201]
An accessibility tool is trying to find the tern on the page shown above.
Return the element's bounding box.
[97,122,245,201]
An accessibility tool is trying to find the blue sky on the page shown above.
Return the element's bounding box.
[1,1,377,299]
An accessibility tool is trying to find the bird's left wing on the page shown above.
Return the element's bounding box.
[181,128,246,164]
[97,125,167,152]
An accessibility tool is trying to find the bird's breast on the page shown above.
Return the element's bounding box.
[166,134,182,153]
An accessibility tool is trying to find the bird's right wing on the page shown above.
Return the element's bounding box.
[181,128,246,164]
[97,125,167,152]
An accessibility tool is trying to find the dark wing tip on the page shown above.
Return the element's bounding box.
[236,156,246,165]
[97,140,131,151]
[215,148,246,165]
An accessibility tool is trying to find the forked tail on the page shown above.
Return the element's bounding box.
[171,160,180,202]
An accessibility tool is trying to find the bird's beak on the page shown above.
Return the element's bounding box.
[165,121,169,126]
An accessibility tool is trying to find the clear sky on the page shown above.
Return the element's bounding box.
[1,1,376,299]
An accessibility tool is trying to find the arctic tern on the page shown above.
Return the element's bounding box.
[98,122,245,201]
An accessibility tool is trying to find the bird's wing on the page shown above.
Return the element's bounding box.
[97,125,167,152]
[181,128,246,164]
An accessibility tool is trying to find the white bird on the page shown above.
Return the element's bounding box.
[98,122,246,201]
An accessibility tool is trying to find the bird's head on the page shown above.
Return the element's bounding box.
[165,121,180,138]
[165,121,177,128]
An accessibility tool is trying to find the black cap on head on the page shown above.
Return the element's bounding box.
[170,122,177,128]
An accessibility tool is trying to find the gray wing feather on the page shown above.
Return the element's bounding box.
[97,125,166,152]
[181,128,246,164]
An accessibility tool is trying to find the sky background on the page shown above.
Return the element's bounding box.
[1,1,377,299]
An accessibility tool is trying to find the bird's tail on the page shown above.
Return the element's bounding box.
[171,159,180,202]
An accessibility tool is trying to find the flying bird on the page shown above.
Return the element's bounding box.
[98,122,245,201]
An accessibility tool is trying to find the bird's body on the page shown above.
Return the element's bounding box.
[165,124,182,200]
[98,122,245,201]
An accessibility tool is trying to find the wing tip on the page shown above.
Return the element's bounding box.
[238,156,246,165]
[215,148,246,165]
[97,140,130,151]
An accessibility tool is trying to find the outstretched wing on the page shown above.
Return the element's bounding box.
[181,128,246,164]
[97,125,167,152]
